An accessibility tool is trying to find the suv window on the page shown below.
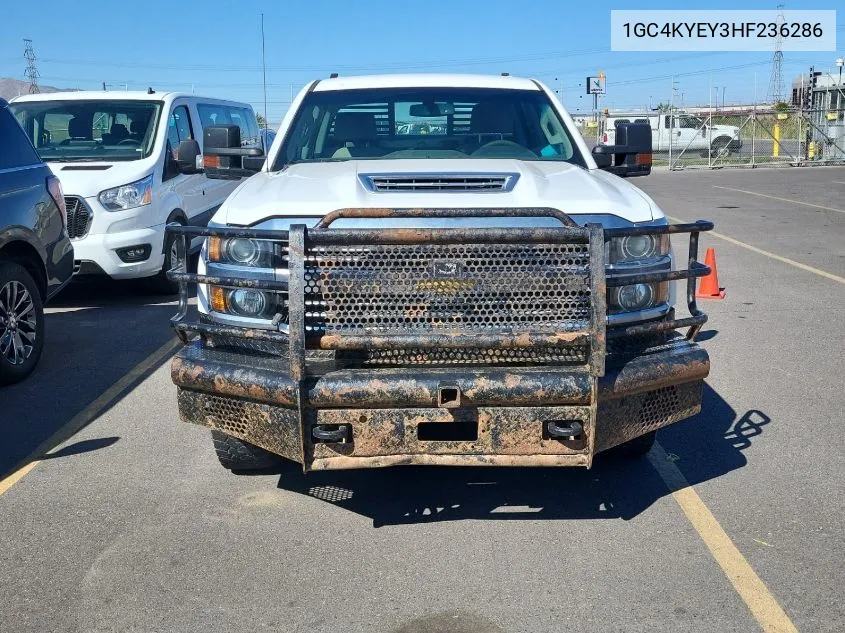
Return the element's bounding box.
[0,106,40,170]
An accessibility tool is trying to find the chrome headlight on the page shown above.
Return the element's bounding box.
[606,230,671,318]
[98,175,153,211]
[207,236,279,268]
[607,233,669,264]
[209,285,285,321]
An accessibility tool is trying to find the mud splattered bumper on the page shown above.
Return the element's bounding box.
[171,336,708,470]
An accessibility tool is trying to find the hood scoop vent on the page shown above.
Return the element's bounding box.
[61,165,112,171]
[360,172,519,193]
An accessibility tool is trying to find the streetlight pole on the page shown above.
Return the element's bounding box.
[722,86,726,109]
[837,58,844,84]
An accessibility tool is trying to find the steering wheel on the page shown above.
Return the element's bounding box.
[471,139,536,158]
[117,138,141,146]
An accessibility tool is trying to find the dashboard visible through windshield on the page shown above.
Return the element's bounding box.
[10,100,161,162]
[275,87,585,170]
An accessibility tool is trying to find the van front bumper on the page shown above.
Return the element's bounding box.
[171,336,709,471]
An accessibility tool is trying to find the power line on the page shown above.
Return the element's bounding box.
[23,39,39,94]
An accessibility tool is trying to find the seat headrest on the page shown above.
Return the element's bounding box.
[333,112,378,141]
[110,123,128,137]
[68,117,90,139]
[470,101,515,134]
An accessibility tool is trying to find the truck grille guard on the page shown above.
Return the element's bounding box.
[166,208,713,382]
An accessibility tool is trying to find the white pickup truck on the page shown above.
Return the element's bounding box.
[603,112,743,155]
[164,74,714,475]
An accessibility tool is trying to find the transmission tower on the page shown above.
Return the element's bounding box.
[767,5,785,103]
[23,39,40,94]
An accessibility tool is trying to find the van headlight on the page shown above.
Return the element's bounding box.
[98,175,153,211]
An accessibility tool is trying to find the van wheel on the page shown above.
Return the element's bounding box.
[211,430,283,472]
[605,431,657,459]
[0,262,45,385]
[148,221,183,294]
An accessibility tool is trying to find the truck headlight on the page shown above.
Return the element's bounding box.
[98,175,153,211]
[209,286,281,320]
[607,233,669,263]
[607,282,668,314]
[207,236,277,267]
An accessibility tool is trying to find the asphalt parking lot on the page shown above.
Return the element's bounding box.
[2,166,844,633]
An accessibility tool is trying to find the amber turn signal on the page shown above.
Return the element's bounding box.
[207,236,221,262]
[209,286,227,312]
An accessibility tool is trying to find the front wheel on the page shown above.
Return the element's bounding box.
[0,262,45,385]
[211,430,283,473]
[148,223,183,295]
[710,136,734,158]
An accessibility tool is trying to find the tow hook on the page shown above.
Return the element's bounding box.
[545,420,583,439]
[312,424,351,443]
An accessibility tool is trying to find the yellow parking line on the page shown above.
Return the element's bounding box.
[0,337,181,496]
[667,215,845,285]
[649,443,798,633]
[713,185,845,214]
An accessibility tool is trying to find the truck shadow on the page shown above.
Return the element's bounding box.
[276,383,768,527]
[0,280,180,478]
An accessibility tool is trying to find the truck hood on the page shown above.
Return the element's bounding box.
[218,159,659,226]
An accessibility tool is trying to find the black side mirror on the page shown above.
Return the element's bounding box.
[176,139,201,175]
[592,121,652,177]
[203,125,264,180]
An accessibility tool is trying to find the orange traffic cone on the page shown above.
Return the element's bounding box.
[696,248,725,299]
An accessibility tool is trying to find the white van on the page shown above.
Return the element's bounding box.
[9,91,261,291]
[602,112,742,155]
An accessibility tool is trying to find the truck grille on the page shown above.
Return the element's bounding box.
[360,173,517,192]
[304,241,592,366]
[64,196,92,239]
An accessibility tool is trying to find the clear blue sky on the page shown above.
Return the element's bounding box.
[1,0,841,123]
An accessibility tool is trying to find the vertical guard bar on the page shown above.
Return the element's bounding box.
[587,223,606,377]
[170,223,189,344]
[686,228,703,341]
[287,224,307,381]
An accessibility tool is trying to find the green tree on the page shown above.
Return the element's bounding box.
[774,101,790,112]
[256,113,267,128]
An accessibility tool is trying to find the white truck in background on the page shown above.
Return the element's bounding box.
[602,112,742,155]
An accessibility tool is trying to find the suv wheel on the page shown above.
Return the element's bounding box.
[211,430,283,472]
[0,262,45,385]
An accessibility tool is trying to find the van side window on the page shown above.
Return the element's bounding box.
[197,103,260,148]
[167,105,194,153]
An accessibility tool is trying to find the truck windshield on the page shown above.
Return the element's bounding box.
[275,87,585,169]
[10,100,161,162]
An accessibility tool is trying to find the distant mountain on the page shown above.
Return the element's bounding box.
[0,78,69,100]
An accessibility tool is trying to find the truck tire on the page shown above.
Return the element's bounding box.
[710,136,733,157]
[0,262,45,386]
[211,430,282,472]
[605,430,657,459]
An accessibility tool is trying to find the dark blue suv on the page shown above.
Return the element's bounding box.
[0,97,73,385]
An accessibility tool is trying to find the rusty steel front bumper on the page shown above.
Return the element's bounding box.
[171,335,708,470]
[166,209,713,471]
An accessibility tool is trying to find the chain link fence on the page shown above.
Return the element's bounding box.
[580,107,845,170]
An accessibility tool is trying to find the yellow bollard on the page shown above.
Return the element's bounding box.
[808,141,816,160]
[772,124,780,158]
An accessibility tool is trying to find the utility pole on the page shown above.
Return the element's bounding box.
[23,39,39,94]
[261,13,268,131]
[767,4,785,102]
